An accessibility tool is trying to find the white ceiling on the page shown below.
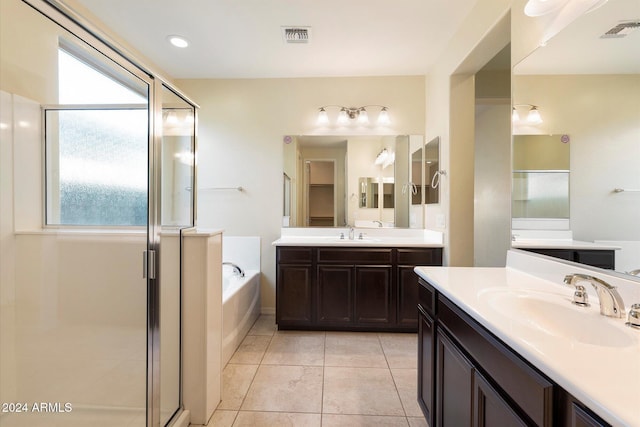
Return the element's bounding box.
[515,0,640,74]
[72,0,477,79]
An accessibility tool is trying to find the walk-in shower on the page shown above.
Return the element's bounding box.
[0,1,196,426]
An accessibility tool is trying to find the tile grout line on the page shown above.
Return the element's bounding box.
[321,330,327,426]
[379,333,411,419]
[227,317,277,425]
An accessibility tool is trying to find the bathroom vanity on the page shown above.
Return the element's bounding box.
[415,250,639,427]
[273,230,443,332]
[512,239,618,270]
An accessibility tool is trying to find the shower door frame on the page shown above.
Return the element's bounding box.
[21,1,197,426]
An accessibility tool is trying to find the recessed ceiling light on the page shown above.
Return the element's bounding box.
[167,35,189,48]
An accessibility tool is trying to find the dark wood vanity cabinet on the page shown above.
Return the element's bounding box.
[417,278,612,427]
[521,248,615,270]
[276,246,442,331]
[276,247,314,325]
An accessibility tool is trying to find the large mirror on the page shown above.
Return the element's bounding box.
[512,0,640,276]
[282,135,425,228]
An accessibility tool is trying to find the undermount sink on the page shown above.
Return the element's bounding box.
[328,236,381,243]
[479,289,635,348]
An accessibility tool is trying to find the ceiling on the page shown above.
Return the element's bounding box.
[515,0,640,74]
[71,0,478,79]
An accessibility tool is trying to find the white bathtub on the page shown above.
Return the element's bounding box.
[221,236,261,366]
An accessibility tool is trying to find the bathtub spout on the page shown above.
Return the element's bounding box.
[223,262,245,277]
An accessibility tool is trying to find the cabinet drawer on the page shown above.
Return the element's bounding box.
[418,278,436,316]
[397,248,443,265]
[277,247,313,263]
[438,296,553,427]
[317,248,392,264]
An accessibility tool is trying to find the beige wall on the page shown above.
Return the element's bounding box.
[425,0,512,266]
[474,103,512,267]
[0,0,60,103]
[176,76,425,312]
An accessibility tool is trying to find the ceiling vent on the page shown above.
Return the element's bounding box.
[282,27,311,44]
[600,20,640,38]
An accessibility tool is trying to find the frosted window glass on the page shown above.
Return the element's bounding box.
[46,109,148,225]
[512,172,569,219]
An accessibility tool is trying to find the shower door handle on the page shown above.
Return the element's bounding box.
[143,250,156,279]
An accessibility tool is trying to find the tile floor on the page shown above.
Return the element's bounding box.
[210,315,428,427]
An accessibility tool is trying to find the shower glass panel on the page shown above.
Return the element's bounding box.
[159,85,196,424]
[0,2,150,426]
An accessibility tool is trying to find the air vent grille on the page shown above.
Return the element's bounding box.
[282,27,311,43]
[601,20,640,38]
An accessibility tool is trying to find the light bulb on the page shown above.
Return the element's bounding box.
[512,108,520,122]
[184,112,195,125]
[377,107,390,126]
[357,108,369,125]
[527,107,542,124]
[317,108,329,126]
[337,108,349,125]
[166,111,178,125]
[375,149,388,165]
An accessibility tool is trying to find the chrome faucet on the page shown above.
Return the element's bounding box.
[223,262,245,277]
[373,220,383,228]
[563,274,626,318]
[349,227,355,240]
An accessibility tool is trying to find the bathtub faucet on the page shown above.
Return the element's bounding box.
[223,262,245,278]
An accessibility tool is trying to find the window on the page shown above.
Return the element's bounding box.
[45,44,149,226]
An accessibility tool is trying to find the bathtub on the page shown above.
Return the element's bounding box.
[221,236,261,366]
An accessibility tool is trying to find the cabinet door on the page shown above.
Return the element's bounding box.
[317,265,353,324]
[473,371,528,427]
[354,265,393,324]
[436,330,474,427]
[568,404,608,427]
[398,266,419,326]
[418,306,435,426]
[277,264,313,325]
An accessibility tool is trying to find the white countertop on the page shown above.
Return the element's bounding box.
[414,259,640,426]
[272,235,443,247]
[512,238,621,251]
[273,228,444,248]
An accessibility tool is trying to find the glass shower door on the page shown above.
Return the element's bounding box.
[0,2,152,426]
[159,85,196,425]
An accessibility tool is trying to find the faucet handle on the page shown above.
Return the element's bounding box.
[626,304,640,330]
[572,285,590,307]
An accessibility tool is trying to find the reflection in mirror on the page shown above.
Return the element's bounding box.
[162,85,195,227]
[512,0,640,275]
[383,180,395,208]
[307,160,336,226]
[283,135,424,228]
[283,173,291,223]
[424,137,440,204]
[512,135,569,227]
[359,177,378,208]
[411,147,423,205]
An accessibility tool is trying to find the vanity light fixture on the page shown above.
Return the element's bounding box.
[316,105,390,126]
[163,109,195,126]
[374,148,395,168]
[165,111,179,125]
[512,104,543,125]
